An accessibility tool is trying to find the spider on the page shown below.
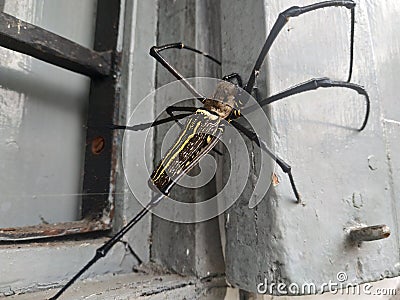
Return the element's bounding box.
[50,1,370,298]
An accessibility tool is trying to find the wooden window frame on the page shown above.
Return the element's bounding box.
[0,0,121,241]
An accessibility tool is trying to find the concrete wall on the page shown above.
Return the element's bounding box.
[221,0,400,295]
[0,0,225,297]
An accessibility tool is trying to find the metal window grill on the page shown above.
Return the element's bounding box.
[0,0,121,240]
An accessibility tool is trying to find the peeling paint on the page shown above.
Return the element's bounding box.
[271,173,280,186]
[0,219,109,241]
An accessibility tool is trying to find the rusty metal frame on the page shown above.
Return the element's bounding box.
[0,0,121,241]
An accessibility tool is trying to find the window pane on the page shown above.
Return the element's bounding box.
[0,0,97,227]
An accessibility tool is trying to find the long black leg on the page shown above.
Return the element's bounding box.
[231,120,301,202]
[150,42,221,104]
[166,106,198,129]
[112,107,223,156]
[157,43,221,65]
[166,106,198,114]
[244,0,356,95]
[110,112,192,132]
[49,193,165,300]
[240,77,370,131]
[347,7,355,82]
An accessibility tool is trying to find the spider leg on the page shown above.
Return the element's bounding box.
[240,77,370,131]
[113,106,223,156]
[231,120,301,202]
[166,106,198,129]
[150,42,221,103]
[49,194,164,300]
[244,0,356,95]
[110,113,192,131]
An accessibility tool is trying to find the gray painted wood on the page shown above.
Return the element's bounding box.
[151,0,225,278]
[114,0,158,267]
[221,0,399,295]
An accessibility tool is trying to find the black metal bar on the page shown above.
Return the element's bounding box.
[0,12,111,77]
[81,0,121,219]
